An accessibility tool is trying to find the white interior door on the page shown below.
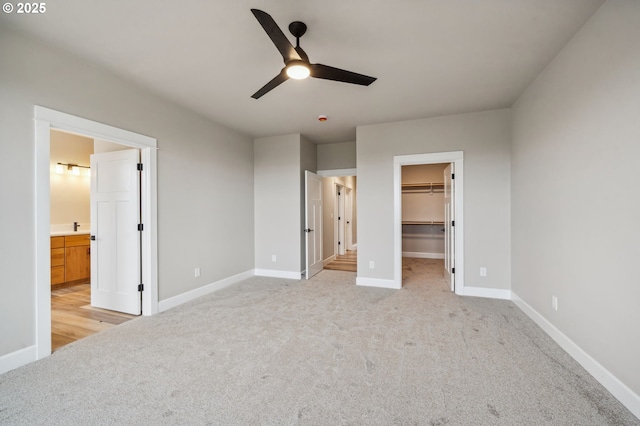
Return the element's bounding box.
[305,171,323,279]
[337,186,345,255]
[345,188,353,250]
[90,149,141,314]
[444,164,455,291]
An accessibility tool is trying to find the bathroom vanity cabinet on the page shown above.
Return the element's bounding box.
[50,234,90,286]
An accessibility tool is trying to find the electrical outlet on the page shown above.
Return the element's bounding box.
[369,261,375,269]
[194,267,201,278]
[272,254,277,262]
[480,267,487,277]
[552,296,558,311]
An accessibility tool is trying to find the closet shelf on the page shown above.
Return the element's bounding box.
[402,221,445,225]
[401,182,445,193]
[402,182,444,188]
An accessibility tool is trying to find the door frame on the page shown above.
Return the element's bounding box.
[393,151,464,293]
[34,106,158,360]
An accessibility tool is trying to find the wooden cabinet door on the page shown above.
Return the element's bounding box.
[51,236,65,249]
[65,246,91,282]
[65,234,91,247]
[51,266,65,285]
[51,248,65,267]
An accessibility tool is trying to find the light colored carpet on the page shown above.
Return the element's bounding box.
[0,258,637,425]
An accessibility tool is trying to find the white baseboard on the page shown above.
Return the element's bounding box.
[323,255,336,266]
[402,251,444,259]
[356,276,401,289]
[462,286,512,300]
[158,269,254,313]
[511,292,640,419]
[0,345,37,375]
[254,269,302,280]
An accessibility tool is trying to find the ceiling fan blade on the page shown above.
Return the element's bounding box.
[310,63,377,86]
[251,69,289,99]
[251,9,301,63]
[295,46,309,63]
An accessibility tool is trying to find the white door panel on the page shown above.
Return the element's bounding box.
[305,171,323,279]
[337,187,345,255]
[91,149,141,315]
[444,164,455,292]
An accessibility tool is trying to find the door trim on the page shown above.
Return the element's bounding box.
[393,151,464,293]
[34,106,158,360]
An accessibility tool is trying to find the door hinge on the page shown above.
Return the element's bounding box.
[138,224,143,231]
[338,241,341,245]
[137,163,143,171]
[138,284,144,291]
[452,220,455,227]
[452,267,455,274]
[338,216,341,220]
[452,173,455,179]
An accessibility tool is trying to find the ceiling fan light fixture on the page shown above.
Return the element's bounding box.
[286,61,310,79]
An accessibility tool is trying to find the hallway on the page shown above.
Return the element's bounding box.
[324,250,357,272]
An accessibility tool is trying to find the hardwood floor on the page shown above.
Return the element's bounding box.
[324,250,357,272]
[51,283,137,352]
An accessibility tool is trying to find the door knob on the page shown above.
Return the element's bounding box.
[90,235,96,240]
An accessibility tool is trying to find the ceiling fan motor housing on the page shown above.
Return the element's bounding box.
[288,21,307,40]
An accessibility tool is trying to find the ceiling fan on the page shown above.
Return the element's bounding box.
[250,9,377,99]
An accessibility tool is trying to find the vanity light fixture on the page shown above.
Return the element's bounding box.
[56,162,90,176]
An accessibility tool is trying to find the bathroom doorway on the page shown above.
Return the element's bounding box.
[49,130,139,351]
[35,106,158,360]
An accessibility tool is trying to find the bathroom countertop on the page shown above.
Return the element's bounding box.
[50,223,91,237]
[50,231,90,237]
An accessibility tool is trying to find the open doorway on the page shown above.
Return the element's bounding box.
[35,106,158,360]
[49,130,139,351]
[393,151,464,292]
[321,175,357,272]
[400,163,449,290]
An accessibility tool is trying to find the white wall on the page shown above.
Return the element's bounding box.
[511,0,640,402]
[254,134,318,277]
[94,139,128,153]
[300,136,317,272]
[254,134,301,276]
[357,109,511,290]
[50,131,93,226]
[0,27,254,358]
[317,141,356,170]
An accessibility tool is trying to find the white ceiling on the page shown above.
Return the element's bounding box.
[1,0,604,144]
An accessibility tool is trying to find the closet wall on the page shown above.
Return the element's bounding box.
[402,163,447,258]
